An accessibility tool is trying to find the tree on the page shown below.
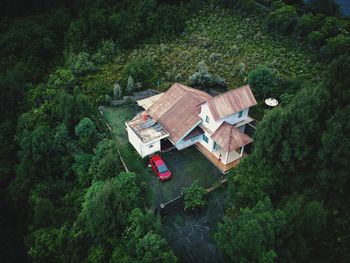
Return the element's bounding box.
[113,83,122,99]
[92,39,117,65]
[215,197,286,262]
[65,51,97,76]
[126,75,135,94]
[28,227,72,263]
[122,58,158,88]
[47,68,77,92]
[80,172,141,242]
[134,233,177,263]
[278,196,328,261]
[296,13,324,38]
[307,0,339,16]
[183,180,207,211]
[189,61,227,90]
[73,153,94,186]
[75,117,98,151]
[321,34,350,60]
[265,5,298,34]
[89,139,121,181]
[247,66,279,99]
[96,152,121,181]
[110,208,175,263]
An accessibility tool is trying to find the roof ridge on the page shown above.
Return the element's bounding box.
[207,84,250,103]
[179,84,212,102]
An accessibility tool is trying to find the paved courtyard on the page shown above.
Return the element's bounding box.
[102,105,223,204]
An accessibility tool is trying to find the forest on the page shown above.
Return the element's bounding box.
[0,0,349,262]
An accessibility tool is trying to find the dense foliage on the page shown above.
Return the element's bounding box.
[216,52,350,262]
[0,0,349,262]
[183,180,208,211]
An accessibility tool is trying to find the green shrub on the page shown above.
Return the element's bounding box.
[209,53,222,63]
[248,65,279,99]
[183,180,207,211]
[189,61,227,89]
[92,39,117,65]
[126,76,135,95]
[113,83,122,99]
[297,14,324,38]
[65,51,97,76]
[122,58,158,89]
[306,31,325,49]
[265,5,298,35]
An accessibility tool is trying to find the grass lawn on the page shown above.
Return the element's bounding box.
[102,105,224,205]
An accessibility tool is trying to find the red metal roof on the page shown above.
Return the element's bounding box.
[183,126,204,141]
[205,85,257,121]
[146,83,211,143]
[211,122,253,152]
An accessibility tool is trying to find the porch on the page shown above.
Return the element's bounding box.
[195,143,246,174]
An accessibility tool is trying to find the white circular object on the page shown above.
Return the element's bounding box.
[265,98,278,107]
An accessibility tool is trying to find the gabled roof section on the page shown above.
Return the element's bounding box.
[211,122,253,152]
[205,85,257,121]
[146,83,212,143]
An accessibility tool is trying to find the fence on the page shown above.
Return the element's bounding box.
[156,177,229,217]
[98,107,130,173]
[157,193,184,216]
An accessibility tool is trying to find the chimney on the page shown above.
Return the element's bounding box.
[141,111,148,121]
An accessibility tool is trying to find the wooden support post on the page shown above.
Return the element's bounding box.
[224,151,229,164]
[240,145,245,157]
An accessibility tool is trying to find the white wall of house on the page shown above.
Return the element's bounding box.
[199,104,249,132]
[199,131,216,153]
[140,140,161,157]
[175,135,201,150]
[126,125,162,158]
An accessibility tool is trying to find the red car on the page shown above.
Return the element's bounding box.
[149,155,171,181]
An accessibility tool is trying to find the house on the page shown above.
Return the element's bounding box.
[125,83,257,173]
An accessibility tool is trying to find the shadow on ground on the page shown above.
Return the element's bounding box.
[163,188,228,263]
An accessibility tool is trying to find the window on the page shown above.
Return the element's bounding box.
[203,134,208,143]
[157,164,168,174]
[213,142,218,150]
[238,110,243,118]
[191,135,199,142]
[206,116,210,123]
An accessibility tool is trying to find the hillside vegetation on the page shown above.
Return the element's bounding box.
[83,5,325,99]
[1,0,349,262]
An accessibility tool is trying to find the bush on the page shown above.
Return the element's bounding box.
[122,58,158,89]
[306,31,325,49]
[92,39,117,65]
[65,51,97,76]
[265,5,298,35]
[126,76,135,95]
[183,180,207,211]
[113,83,122,99]
[235,62,246,77]
[189,61,228,90]
[209,53,222,63]
[297,14,324,38]
[47,68,77,92]
[248,65,279,99]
